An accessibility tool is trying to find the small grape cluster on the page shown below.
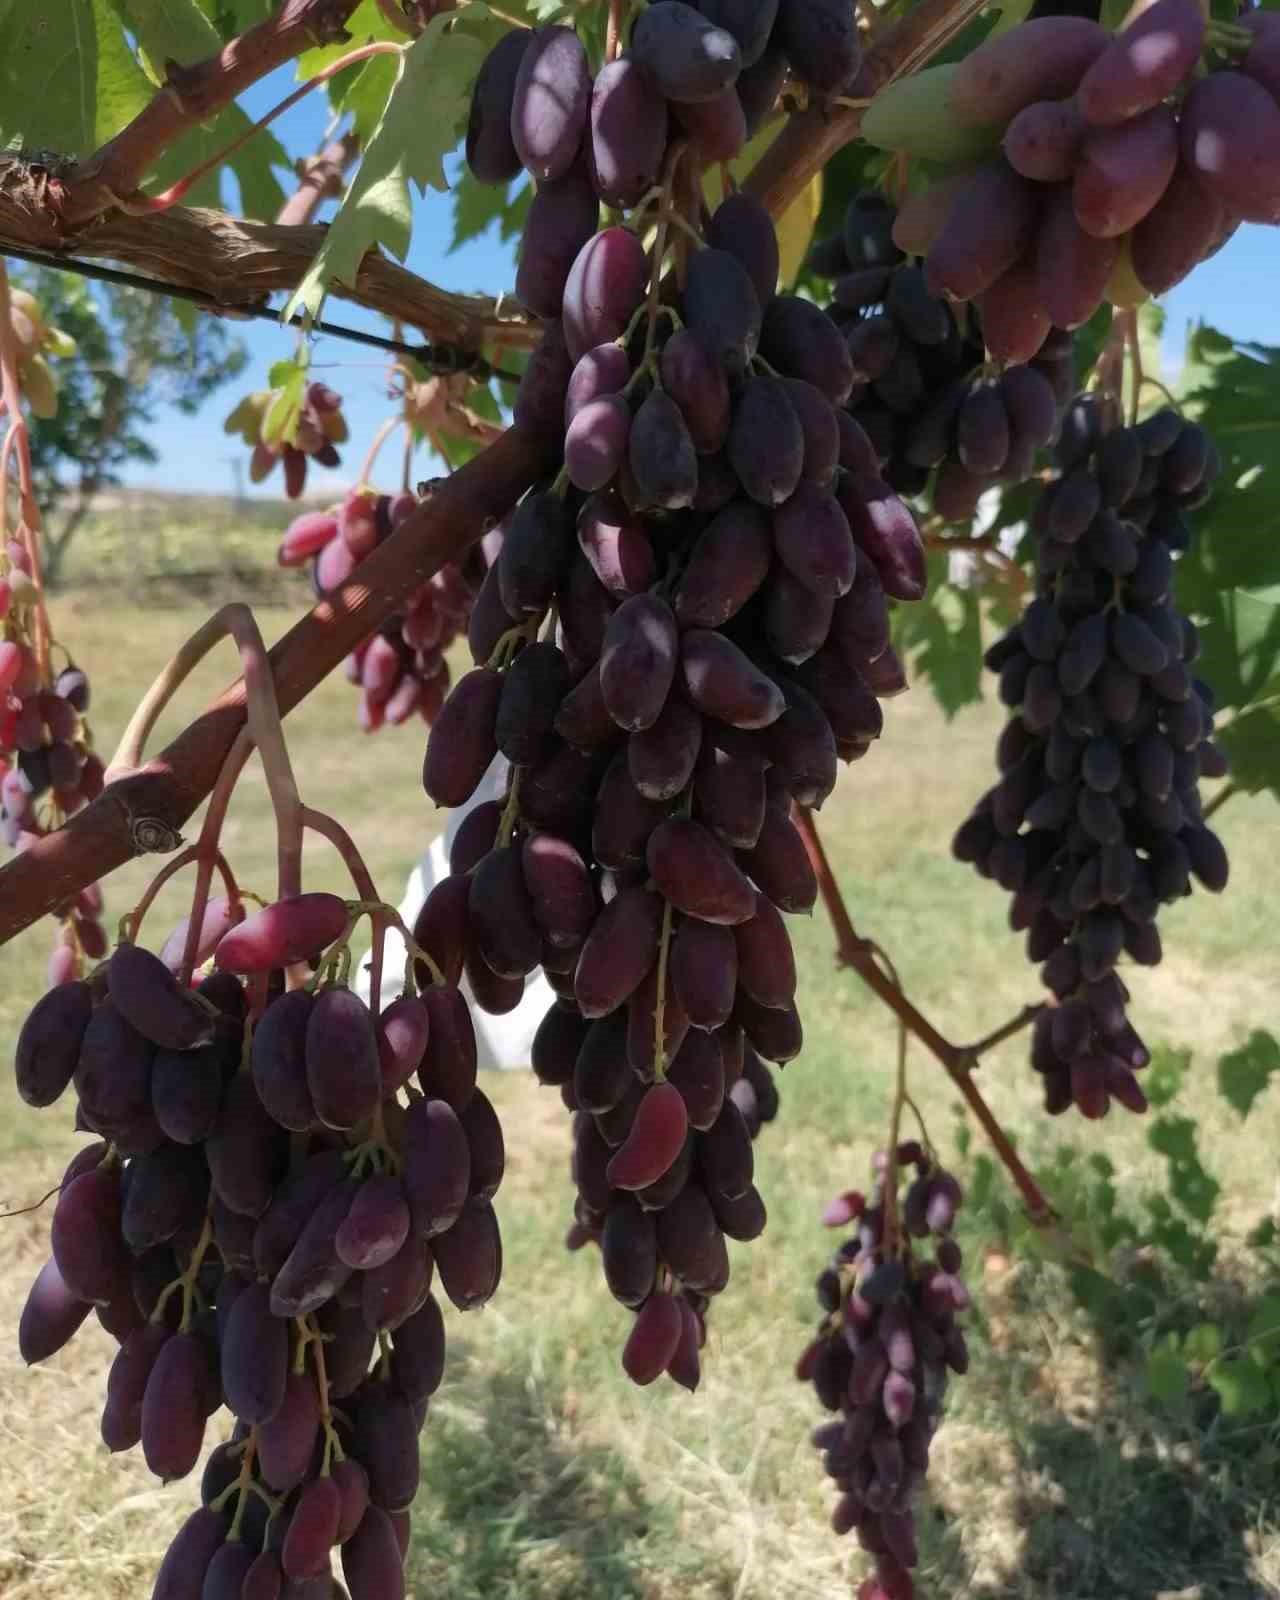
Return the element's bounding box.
[808,190,1073,519]
[15,884,502,1600]
[280,487,482,731]
[468,0,862,288]
[798,1147,970,1600]
[0,544,107,981]
[905,0,1280,348]
[953,400,1230,1118]
[225,381,348,500]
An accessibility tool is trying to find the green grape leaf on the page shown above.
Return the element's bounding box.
[1217,692,1280,800]
[109,0,221,71]
[450,171,533,251]
[1146,1114,1221,1225]
[1178,339,1280,694]
[1182,1322,1223,1364]
[1218,1030,1280,1119]
[1145,1338,1189,1403]
[337,52,400,143]
[1246,1293,1280,1364]
[1207,1354,1273,1416]
[0,0,154,157]
[283,9,504,324]
[892,555,983,718]
[202,0,272,31]
[1143,1047,1190,1109]
[451,170,516,251]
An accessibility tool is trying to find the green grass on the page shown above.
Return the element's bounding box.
[1,569,1278,1600]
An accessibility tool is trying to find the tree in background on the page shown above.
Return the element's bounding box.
[13,269,248,581]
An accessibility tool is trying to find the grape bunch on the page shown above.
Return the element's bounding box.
[798,1147,969,1600]
[0,546,107,982]
[15,882,502,1600]
[421,146,928,1380]
[952,400,1230,1118]
[875,0,1280,357]
[279,487,482,732]
[225,381,349,500]
[808,190,1073,519]
[467,0,863,290]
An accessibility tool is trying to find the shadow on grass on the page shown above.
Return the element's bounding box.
[407,1351,680,1600]
[932,1254,1280,1597]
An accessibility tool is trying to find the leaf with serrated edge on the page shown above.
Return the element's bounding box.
[338,53,399,143]
[282,9,505,324]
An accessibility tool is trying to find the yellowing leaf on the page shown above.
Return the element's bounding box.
[776,172,823,289]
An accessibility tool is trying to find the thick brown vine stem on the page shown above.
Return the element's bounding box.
[54,0,364,225]
[0,423,555,945]
[744,0,991,217]
[0,170,536,353]
[792,806,1055,1226]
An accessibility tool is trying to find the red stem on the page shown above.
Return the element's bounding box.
[301,806,385,1008]
[137,44,399,214]
[793,806,1053,1225]
[54,0,365,225]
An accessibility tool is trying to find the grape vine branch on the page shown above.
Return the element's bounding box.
[794,807,1054,1225]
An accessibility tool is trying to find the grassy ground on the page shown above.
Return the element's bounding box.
[1,568,1278,1600]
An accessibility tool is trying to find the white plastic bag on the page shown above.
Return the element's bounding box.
[354,757,551,1070]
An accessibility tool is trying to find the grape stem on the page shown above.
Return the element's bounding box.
[652,895,675,1081]
[606,0,625,62]
[1201,780,1239,822]
[151,1212,215,1329]
[111,603,304,979]
[792,805,1055,1227]
[1123,308,1143,431]
[359,414,408,487]
[300,806,396,1006]
[121,843,240,945]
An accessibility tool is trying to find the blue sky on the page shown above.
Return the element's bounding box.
[107,66,1280,500]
